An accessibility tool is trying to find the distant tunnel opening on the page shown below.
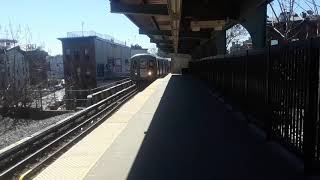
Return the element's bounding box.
[226,24,251,54]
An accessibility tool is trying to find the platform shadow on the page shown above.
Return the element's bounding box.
[127,75,303,180]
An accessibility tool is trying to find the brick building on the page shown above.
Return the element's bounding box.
[58,32,131,90]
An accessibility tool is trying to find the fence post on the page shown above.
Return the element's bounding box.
[244,50,249,121]
[222,61,225,93]
[245,51,248,100]
[265,45,272,140]
[303,38,319,174]
[87,95,93,107]
[39,89,43,111]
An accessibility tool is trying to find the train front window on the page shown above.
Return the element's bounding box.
[140,59,147,69]
[132,60,137,69]
[149,61,154,67]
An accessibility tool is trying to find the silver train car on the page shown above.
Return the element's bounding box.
[130,53,170,81]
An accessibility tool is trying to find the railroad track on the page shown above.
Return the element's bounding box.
[0,80,137,180]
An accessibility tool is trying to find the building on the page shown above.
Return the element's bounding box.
[0,39,17,49]
[130,44,148,57]
[47,55,64,80]
[229,42,242,53]
[267,12,320,45]
[242,38,253,49]
[0,45,30,106]
[0,46,30,91]
[58,31,131,90]
[229,38,252,53]
[24,48,49,87]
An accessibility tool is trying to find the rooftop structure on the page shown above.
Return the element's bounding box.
[66,31,126,46]
[0,39,18,50]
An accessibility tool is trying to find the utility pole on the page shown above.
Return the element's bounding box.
[311,0,318,15]
[82,21,84,37]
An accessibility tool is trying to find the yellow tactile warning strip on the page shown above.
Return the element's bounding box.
[33,74,172,180]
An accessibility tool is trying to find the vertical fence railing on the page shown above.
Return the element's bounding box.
[191,38,320,174]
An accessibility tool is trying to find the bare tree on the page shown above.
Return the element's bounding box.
[226,24,249,50]
[268,0,320,41]
[131,44,143,49]
[148,47,158,55]
[0,23,48,115]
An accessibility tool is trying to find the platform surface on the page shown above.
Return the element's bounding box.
[35,74,302,180]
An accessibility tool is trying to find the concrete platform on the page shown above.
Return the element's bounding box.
[35,74,303,180]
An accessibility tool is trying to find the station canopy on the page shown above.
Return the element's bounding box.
[110,0,268,54]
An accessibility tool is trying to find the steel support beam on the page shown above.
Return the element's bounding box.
[214,30,226,55]
[241,4,267,48]
[168,0,182,53]
[110,2,169,16]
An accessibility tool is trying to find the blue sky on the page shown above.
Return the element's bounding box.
[267,0,316,17]
[0,1,317,55]
[0,0,156,55]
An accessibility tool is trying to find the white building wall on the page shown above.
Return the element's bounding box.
[119,46,130,74]
[47,55,64,80]
[94,37,130,79]
[0,48,29,91]
[94,38,109,80]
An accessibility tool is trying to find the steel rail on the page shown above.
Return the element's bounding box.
[19,87,137,180]
[0,81,137,179]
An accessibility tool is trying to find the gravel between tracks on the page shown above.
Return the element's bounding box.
[0,113,74,150]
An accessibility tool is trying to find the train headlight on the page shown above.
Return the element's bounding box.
[135,72,138,75]
[148,71,152,76]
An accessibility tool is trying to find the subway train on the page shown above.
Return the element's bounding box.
[130,53,170,81]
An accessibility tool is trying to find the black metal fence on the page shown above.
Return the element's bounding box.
[191,38,320,174]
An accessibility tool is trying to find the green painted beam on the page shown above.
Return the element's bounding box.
[150,39,173,44]
[111,2,169,16]
[157,45,174,52]
[179,32,211,39]
[157,44,173,48]
[142,30,209,39]
[159,49,174,52]
[139,29,171,36]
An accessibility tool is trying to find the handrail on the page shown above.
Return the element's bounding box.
[90,78,130,93]
[87,80,134,105]
[90,81,132,97]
